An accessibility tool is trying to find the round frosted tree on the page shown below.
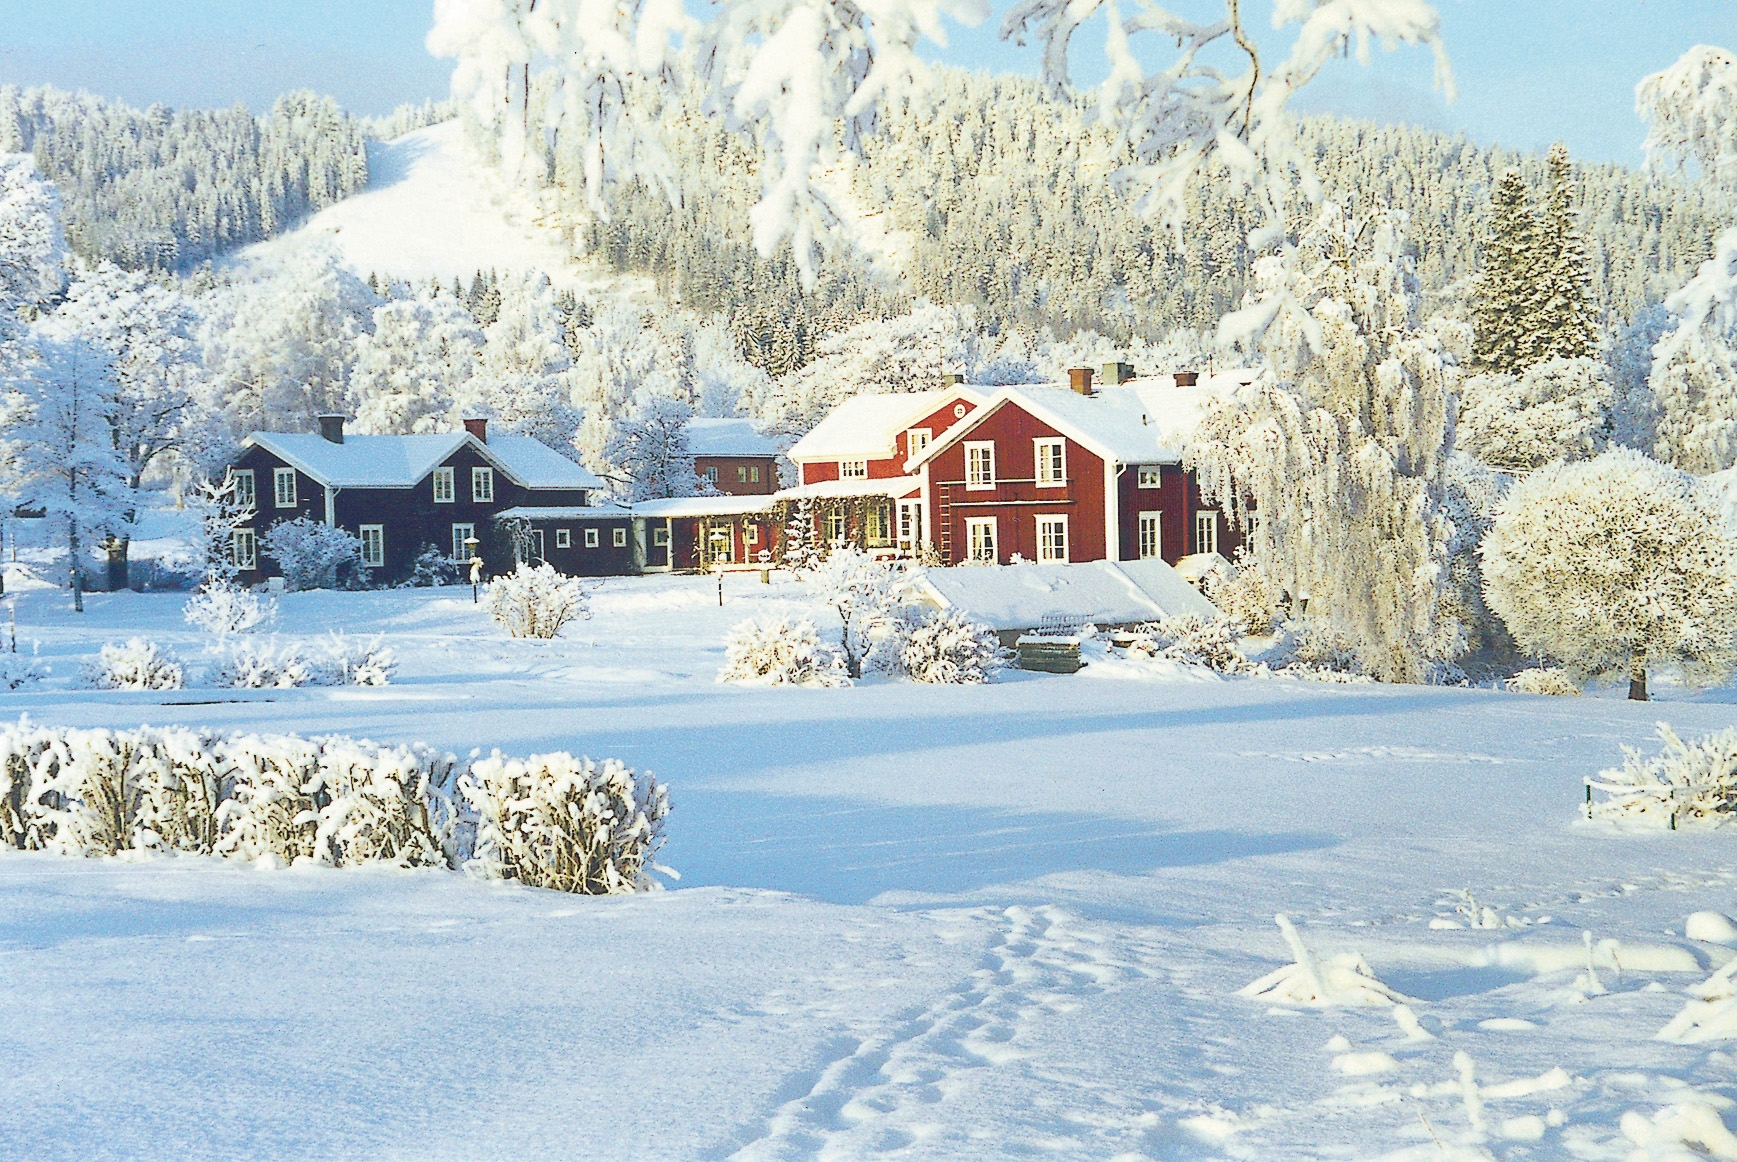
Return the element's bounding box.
[1481,449,1737,699]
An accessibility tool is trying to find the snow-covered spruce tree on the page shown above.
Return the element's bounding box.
[261,518,366,591]
[805,546,906,679]
[0,152,67,336]
[1191,203,1468,683]
[1481,449,1737,700]
[1457,357,1612,472]
[1471,170,1545,375]
[1536,143,1600,365]
[781,496,820,573]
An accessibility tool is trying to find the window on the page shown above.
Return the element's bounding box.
[839,459,868,480]
[749,465,760,483]
[1137,466,1162,488]
[1138,511,1162,560]
[613,527,627,547]
[652,526,670,547]
[706,466,719,483]
[865,503,891,548]
[736,466,749,483]
[746,523,759,545]
[898,501,922,548]
[433,467,455,503]
[232,528,257,570]
[965,442,995,490]
[471,466,494,503]
[708,523,734,563]
[966,517,998,563]
[359,525,384,568]
[527,529,545,563]
[1037,515,1068,562]
[1195,510,1219,556]
[826,510,846,544]
[273,467,297,508]
[1034,438,1066,487]
[229,469,256,509]
[556,528,572,549]
[907,428,931,459]
[584,527,599,548]
[451,523,475,561]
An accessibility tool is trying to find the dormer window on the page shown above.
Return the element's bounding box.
[839,460,868,479]
[906,429,931,459]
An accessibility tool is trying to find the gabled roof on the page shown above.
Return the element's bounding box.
[910,559,1219,631]
[905,372,1258,472]
[788,388,982,462]
[243,430,600,491]
[686,418,784,457]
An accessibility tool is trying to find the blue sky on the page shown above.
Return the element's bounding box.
[0,1,1731,165]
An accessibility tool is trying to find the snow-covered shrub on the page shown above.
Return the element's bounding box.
[487,562,588,639]
[1507,667,1580,696]
[410,543,459,587]
[262,517,368,591]
[183,578,276,639]
[461,751,669,893]
[314,633,396,686]
[1588,723,1737,828]
[216,638,313,688]
[88,639,184,690]
[1204,552,1281,635]
[1127,615,1251,673]
[0,653,43,690]
[887,607,1006,684]
[718,616,850,686]
[807,546,907,677]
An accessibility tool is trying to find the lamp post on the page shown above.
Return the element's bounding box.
[465,536,482,603]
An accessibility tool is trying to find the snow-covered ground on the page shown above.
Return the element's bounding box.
[229,120,654,299]
[6,573,1737,1160]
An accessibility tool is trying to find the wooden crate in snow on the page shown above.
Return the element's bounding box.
[1015,635,1083,674]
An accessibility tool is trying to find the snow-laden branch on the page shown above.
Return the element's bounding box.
[1638,44,1737,192]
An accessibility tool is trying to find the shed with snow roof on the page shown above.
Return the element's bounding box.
[908,559,1220,644]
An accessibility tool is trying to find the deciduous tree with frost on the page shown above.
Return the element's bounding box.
[1457,356,1612,472]
[348,294,484,434]
[0,152,66,338]
[806,545,906,678]
[1481,449,1737,700]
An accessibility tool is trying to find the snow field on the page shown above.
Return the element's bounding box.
[6,574,1737,1157]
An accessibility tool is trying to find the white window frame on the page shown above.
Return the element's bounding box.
[865,503,891,548]
[471,466,494,504]
[705,465,719,483]
[1137,466,1162,489]
[652,526,670,547]
[749,465,761,483]
[229,468,256,509]
[906,428,931,459]
[1034,438,1066,487]
[359,525,384,568]
[965,442,996,491]
[1195,509,1219,556]
[273,467,297,508]
[826,511,846,544]
[527,528,545,563]
[839,459,868,480]
[746,523,759,545]
[556,528,572,549]
[1138,511,1162,560]
[898,500,923,548]
[613,527,627,547]
[708,523,734,563]
[433,466,455,503]
[585,527,600,548]
[451,522,475,561]
[1036,515,1068,563]
[965,517,998,563]
[232,528,257,570]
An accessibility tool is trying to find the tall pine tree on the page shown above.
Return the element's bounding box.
[1472,170,1544,373]
[1537,143,1599,363]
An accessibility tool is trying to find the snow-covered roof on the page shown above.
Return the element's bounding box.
[632,494,776,519]
[907,372,1258,471]
[910,559,1219,631]
[779,476,922,501]
[494,506,632,521]
[243,430,599,491]
[788,389,979,462]
[686,418,784,457]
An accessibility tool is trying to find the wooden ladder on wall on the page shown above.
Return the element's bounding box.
[937,482,954,564]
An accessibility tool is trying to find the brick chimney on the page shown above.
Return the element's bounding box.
[1101,361,1135,386]
[1067,367,1095,396]
[1173,371,1199,387]
[464,417,489,443]
[317,414,345,444]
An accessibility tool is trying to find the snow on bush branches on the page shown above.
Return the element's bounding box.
[718,616,850,686]
[87,639,184,690]
[183,579,275,639]
[887,607,1006,684]
[1588,722,1737,829]
[487,562,588,639]
[0,719,667,894]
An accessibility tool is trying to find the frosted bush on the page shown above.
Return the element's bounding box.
[217,638,313,688]
[719,616,850,686]
[461,751,669,894]
[183,578,276,639]
[487,562,588,639]
[887,607,1006,684]
[88,639,184,690]
[0,653,43,690]
[262,517,368,591]
[1589,723,1737,828]
[315,633,396,686]
[1127,615,1251,673]
[411,543,459,587]
[1507,667,1580,696]
[1205,554,1281,636]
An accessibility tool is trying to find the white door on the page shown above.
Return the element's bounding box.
[898,501,923,551]
[1138,511,1162,559]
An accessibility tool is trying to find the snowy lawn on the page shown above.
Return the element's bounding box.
[6,572,1737,1159]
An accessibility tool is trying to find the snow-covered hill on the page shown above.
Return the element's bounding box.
[231,120,653,301]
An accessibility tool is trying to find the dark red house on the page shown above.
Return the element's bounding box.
[686,418,784,496]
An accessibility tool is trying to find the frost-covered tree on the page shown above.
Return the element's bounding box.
[1537,143,1599,364]
[457,272,582,453]
[0,152,66,336]
[805,545,906,678]
[1457,357,1611,472]
[261,518,365,591]
[1470,171,1544,374]
[1191,203,1467,683]
[608,396,709,500]
[348,294,484,434]
[1481,449,1737,700]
